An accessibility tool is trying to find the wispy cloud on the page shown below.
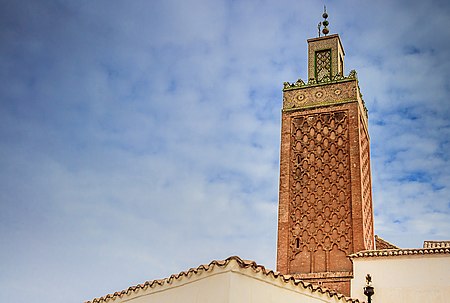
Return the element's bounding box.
[0,1,449,302]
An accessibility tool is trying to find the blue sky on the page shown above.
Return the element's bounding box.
[1,0,449,302]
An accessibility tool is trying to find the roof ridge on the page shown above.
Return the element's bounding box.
[374,235,399,249]
[85,256,361,303]
[349,247,450,259]
[423,240,450,248]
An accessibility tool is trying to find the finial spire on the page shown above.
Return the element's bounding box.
[322,5,329,36]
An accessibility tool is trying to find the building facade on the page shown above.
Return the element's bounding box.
[350,244,450,302]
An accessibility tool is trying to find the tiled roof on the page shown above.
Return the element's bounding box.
[374,235,399,249]
[85,256,361,303]
[349,247,450,259]
[423,240,450,249]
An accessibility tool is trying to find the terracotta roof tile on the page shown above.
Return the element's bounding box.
[374,235,399,249]
[349,247,450,259]
[85,256,361,303]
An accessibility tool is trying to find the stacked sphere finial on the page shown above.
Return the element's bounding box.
[322,6,329,36]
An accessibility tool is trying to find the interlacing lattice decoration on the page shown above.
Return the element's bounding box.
[289,111,352,259]
[360,120,374,250]
[315,50,331,81]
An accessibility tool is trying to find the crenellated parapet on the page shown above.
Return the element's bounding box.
[283,70,357,90]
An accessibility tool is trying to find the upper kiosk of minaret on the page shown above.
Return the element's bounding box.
[276,8,374,296]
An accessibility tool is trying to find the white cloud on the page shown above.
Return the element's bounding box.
[0,1,449,302]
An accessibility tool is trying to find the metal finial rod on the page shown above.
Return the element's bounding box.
[321,5,329,36]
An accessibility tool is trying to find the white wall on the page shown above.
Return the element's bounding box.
[110,270,231,303]
[105,260,349,303]
[229,270,344,303]
[351,254,450,303]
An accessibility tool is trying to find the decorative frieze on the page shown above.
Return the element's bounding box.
[283,78,358,110]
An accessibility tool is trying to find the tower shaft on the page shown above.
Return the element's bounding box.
[277,34,374,296]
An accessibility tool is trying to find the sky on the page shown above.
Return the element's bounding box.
[0,0,449,302]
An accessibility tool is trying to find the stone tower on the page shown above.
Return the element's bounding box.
[276,33,375,296]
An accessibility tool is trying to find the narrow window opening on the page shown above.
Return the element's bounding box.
[296,238,300,249]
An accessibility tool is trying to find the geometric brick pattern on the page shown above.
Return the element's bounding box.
[315,49,332,81]
[360,120,374,250]
[289,111,352,274]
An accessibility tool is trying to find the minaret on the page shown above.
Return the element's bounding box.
[276,9,375,296]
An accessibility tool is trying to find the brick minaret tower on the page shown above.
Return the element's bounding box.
[276,16,375,296]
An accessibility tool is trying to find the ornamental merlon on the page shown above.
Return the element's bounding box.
[283,70,357,91]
